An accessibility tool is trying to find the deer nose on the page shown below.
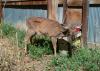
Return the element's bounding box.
[75,28,80,32]
[74,26,81,32]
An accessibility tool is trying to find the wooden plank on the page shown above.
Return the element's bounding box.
[1,0,100,6]
[1,0,62,6]
[90,0,100,4]
[81,0,88,47]
[47,0,58,21]
[67,0,82,6]
[2,1,48,6]
[2,0,46,1]
[0,0,3,23]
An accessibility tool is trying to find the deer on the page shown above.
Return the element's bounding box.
[24,17,70,56]
[24,9,82,56]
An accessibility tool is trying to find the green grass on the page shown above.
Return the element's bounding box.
[50,48,100,71]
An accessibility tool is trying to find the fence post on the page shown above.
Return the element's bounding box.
[81,0,88,47]
[0,0,3,23]
[47,0,58,21]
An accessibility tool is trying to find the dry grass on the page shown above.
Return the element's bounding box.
[0,38,33,71]
[0,38,53,71]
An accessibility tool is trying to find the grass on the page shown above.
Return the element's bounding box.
[0,23,25,48]
[0,23,52,59]
[1,23,100,71]
[50,48,100,71]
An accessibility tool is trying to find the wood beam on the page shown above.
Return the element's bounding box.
[1,0,63,6]
[81,0,88,47]
[47,0,58,21]
[2,1,48,6]
[1,0,84,6]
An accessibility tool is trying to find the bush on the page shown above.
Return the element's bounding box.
[28,35,52,59]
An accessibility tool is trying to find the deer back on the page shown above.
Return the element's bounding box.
[26,17,65,37]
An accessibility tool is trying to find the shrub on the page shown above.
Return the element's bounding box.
[28,35,52,59]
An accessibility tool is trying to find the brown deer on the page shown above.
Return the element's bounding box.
[24,17,70,56]
[24,9,82,56]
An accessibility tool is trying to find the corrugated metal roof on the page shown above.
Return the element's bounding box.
[88,7,100,43]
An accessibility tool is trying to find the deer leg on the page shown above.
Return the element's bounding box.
[25,29,35,54]
[51,37,57,56]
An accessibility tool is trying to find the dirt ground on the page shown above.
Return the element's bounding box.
[0,38,53,71]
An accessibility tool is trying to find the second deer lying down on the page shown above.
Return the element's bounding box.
[25,17,70,56]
